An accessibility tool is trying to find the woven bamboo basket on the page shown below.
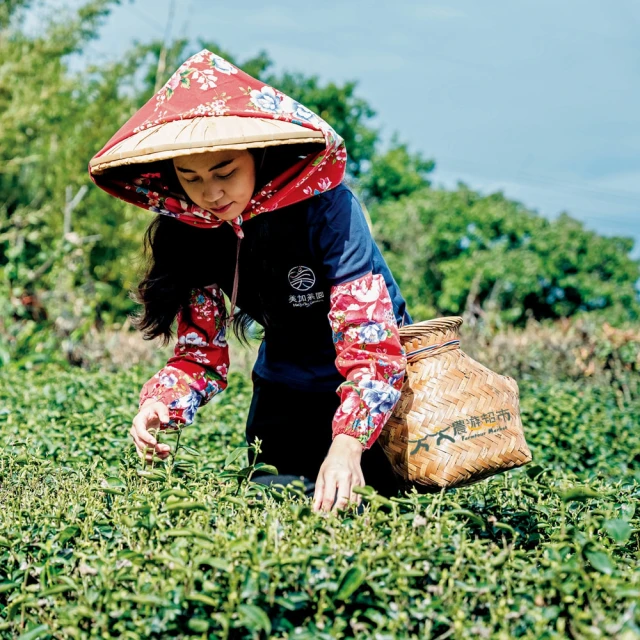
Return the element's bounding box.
[378,316,532,491]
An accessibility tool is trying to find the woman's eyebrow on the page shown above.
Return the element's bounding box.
[175,159,234,174]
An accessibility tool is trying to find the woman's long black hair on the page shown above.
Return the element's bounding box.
[131,142,323,345]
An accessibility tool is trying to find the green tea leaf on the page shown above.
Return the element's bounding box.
[164,501,207,512]
[137,470,166,481]
[559,486,602,502]
[187,593,219,607]
[450,509,485,527]
[187,618,209,632]
[224,446,248,468]
[220,495,247,507]
[103,476,126,489]
[335,565,366,600]
[194,557,233,573]
[492,522,517,536]
[159,488,190,501]
[602,519,633,544]
[180,445,200,456]
[130,594,167,606]
[352,485,376,497]
[618,503,636,520]
[236,604,271,634]
[100,488,124,495]
[253,462,278,475]
[585,550,615,575]
[524,464,548,479]
[40,584,77,597]
[0,581,19,593]
[164,528,215,542]
[17,625,50,640]
[58,525,80,545]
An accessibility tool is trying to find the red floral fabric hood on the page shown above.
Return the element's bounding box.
[89,49,347,237]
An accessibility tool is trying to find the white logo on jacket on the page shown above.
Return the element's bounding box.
[288,266,316,291]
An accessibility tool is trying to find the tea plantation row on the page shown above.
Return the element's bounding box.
[0,364,638,639]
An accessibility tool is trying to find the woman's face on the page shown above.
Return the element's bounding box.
[172,149,256,221]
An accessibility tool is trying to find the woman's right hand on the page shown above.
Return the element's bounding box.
[130,400,172,463]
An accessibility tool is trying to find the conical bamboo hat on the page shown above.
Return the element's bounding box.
[89,115,324,175]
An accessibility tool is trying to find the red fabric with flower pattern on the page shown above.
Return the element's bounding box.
[329,273,407,450]
[89,49,347,239]
[138,285,229,428]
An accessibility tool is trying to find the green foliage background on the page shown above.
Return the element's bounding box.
[0,1,639,366]
[0,331,639,638]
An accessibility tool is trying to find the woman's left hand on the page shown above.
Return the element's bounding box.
[313,434,365,513]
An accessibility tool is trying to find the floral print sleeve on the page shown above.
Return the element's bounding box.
[139,284,229,428]
[328,272,407,450]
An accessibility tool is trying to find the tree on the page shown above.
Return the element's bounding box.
[0,0,32,30]
[359,134,435,204]
[370,184,640,326]
[0,0,136,362]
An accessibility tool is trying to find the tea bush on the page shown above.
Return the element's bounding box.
[0,365,638,639]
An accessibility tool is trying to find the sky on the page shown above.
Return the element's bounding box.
[28,0,640,257]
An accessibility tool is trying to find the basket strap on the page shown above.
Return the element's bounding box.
[405,339,460,360]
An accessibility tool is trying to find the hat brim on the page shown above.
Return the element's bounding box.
[89,115,325,175]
